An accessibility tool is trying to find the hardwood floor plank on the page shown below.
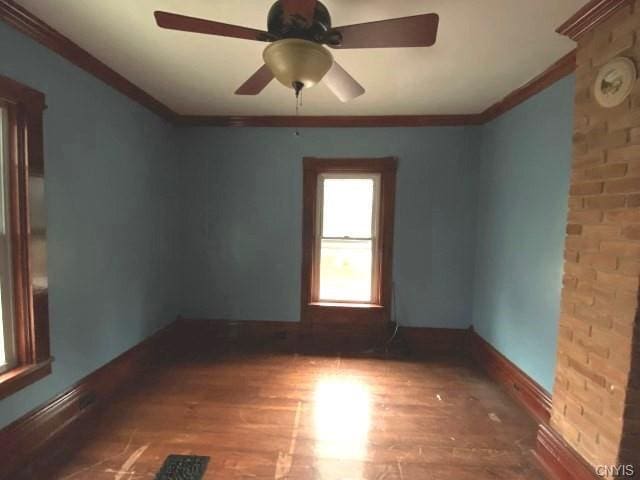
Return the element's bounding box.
[17,349,547,479]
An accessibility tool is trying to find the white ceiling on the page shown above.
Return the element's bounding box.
[15,0,587,116]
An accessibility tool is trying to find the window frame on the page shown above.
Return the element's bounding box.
[301,157,397,329]
[0,73,51,400]
[314,172,381,304]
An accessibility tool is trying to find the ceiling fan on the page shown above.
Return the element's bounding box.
[154,1,439,102]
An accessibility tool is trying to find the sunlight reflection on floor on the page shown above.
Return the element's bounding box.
[313,376,372,478]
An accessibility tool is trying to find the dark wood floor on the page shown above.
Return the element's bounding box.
[20,346,546,479]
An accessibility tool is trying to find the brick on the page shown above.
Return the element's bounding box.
[593,31,635,66]
[609,109,640,132]
[612,318,635,338]
[565,249,579,263]
[612,4,640,38]
[563,274,578,290]
[564,262,597,281]
[572,151,605,168]
[575,303,613,330]
[597,270,640,292]
[571,181,604,195]
[600,240,640,256]
[627,158,640,175]
[586,163,628,179]
[568,209,602,223]
[560,313,591,337]
[622,224,640,239]
[565,288,595,306]
[604,209,640,223]
[585,195,626,210]
[574,114,590,135]
[566,236,600,252]
[628,193,640,207]
[605,177,640,194]
[579,252,617,271]
[608,144,640,163]
[583,280,616,304]
[559,324,574,342]
[617,257,640,276]
[567,224,582,235]
[575,331,611,359]
[588,354,631,390]
[581,224,619,239]
[588,128,629,151]
[570,378,605,412]
[568,196,584,210]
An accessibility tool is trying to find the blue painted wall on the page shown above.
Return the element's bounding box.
[472,75,575,392]
[0,12,574,430]
[176,127,480,328]
[0,23,181,428]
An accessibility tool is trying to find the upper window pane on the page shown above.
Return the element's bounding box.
[321,178,375,239]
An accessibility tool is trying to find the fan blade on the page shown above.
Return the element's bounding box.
[235,65,274,95]
[323,62,365,102]
[331,13,439,49]
[154,11,270,42]
[281,0,317,24]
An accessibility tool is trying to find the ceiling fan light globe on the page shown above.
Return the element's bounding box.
[263,39,333,90]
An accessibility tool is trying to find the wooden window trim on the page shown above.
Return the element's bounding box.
[301,157,397,329]
[0,73,51,401]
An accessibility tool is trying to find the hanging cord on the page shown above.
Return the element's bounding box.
[384,281,401,348]
[294,81,304,137]
[359,281,402,356]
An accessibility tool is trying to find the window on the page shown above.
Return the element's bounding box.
[301,157,397,329]
[316,174,380,302]
[0,73,51,400]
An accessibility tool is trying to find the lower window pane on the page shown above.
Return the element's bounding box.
[319,239,372,302]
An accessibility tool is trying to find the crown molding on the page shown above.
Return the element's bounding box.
[556,0,633,40]
[0,0,175,121]
[1,0,576,127]
[175,114,483,128]
[478,50,576,124]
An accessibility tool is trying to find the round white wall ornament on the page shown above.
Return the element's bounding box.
[594,57,637,108]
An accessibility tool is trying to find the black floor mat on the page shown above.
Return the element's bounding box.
[155,455,210,480]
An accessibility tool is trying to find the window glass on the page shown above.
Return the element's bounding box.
[0,106,15,372]
[317,175,379,302]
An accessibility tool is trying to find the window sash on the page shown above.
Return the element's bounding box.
[314,173,381,304]
[0,104,16,373]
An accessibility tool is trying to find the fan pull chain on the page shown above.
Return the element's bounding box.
[294,82,304,137]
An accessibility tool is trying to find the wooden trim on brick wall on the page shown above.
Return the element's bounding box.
[0,0,174,121]
[556,0,633,40]
[0,320,179,479]
[0,0,577,128]
[533,423,601,480]
[469,329,553,425]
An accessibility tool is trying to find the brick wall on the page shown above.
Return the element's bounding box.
[551,1,640,472]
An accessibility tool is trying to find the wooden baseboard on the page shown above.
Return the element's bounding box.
[0,320,179,479]
[176,318,471,356]
[401,326,470,356]
[469,329,552,424]
[533,423,601,480]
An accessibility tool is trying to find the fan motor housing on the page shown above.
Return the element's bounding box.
[268,1,337,44]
